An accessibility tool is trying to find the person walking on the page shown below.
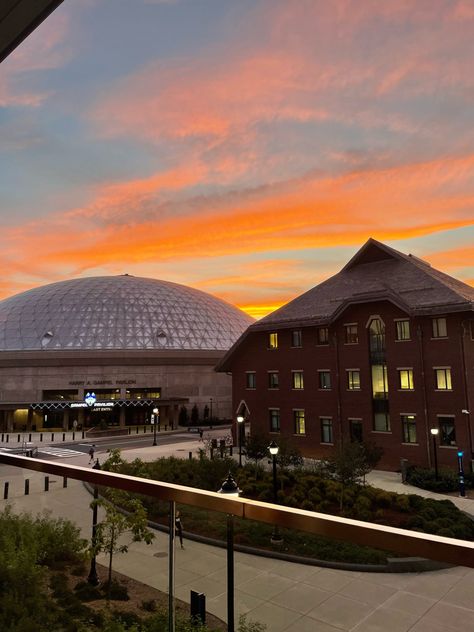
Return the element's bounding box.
[88,445,95,463]
[175,511,184,549]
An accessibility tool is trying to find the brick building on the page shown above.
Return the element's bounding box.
[217,239,474,471]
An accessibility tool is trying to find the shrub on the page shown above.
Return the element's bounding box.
[74,580,103,601]
[103,580,130,601]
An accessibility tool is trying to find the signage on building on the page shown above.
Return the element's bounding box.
[68,379,137,386]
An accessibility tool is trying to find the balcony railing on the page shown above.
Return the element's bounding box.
[1,452,474,631]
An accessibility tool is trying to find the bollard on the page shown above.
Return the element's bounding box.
[4,482,9,499]
[72,431,75,441]
[51,433,54,442]
[165,424,168,431]
[44,476,49,492]
[25,479,29,495]
[62,433,65,442]
[1,433,3,442]
[6,434,9,443]
[136,426,139,434]
[144,425,146,434]
[230,446,233,456]
[128,427,131,435]
[28,433,32,442]
[40,433,43,441]
[17,434,20,442]
[189,451,193,460]
[82,430,85,439]
[190,590,206,625]
[63,477,67,488]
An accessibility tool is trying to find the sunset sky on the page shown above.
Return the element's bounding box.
[1,0,473,319]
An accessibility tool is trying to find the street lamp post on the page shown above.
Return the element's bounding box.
[430,428,439,480]
[210,397,213,427]
[87,458,101,585]
[218,472,241,632]
[152,407,159,446]
[236,415,244,467]
[268,441,283,545]
[457,450,466,497]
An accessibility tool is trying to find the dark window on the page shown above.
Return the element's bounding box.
[369,318,385,356]
[439,417,456,446]
[291,330,302,347]
[269,409,280,433]
[126,388,161,399]
[268,332,278,349]
[347,370,361,390]
[42,389,79,401]
[401,414,417,443]
[435,368,452,390]
[432,317,447,338]
[292,371,304,389]
[246,372,256,389]
[294,410,305,435]
[396,320,410,341]
[320,418,333,443]
[268,372,279,389]
[95,389,122,400]
[317,327,329,345]
[344,324,358,344]
[350,419,363,442]
[318,370,331,390]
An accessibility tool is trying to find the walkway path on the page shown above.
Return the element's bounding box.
[1,442,474,631]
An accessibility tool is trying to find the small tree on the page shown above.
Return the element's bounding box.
[243,433,268,476]
[178,405,188,426]
[190,404,199,426]
[275,437,303,471]
[93,450,155,599]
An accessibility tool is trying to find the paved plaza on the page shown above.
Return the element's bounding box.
[1,435,474,631]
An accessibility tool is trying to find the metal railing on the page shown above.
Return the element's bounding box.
[1,452,474,630]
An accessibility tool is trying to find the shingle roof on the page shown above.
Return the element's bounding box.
[251,239,474,330]
[216,238,473,371]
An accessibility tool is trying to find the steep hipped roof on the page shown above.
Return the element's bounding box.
[216,238,474,371]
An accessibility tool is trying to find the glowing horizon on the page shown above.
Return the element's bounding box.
[0,1,473,320]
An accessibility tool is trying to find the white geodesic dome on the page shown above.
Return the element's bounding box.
[0,275,253,351]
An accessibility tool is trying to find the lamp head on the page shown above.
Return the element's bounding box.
[268,440,279,456]
[153,407,159,414]
[217,472,241,497]
[430,428,439,436]
[236,415,244,424]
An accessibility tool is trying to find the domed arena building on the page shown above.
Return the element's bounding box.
[0,275,253,432]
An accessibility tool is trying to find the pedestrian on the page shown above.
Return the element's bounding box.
[175,511,184,549]
[88,445,95,463]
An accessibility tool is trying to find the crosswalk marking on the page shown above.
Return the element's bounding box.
[37,447,84,458]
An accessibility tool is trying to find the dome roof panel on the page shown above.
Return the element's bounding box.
[0,275,253,351]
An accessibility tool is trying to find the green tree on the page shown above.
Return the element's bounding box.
[95,450,155,599]
[275,437,303,470]
[243,433,268,476]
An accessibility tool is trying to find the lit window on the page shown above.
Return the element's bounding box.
[268,372,279,389]
[396,320,410,341]
[372,365,388,398]
[398,369,414,390]
[292,371,304,389]
[245,372,256,389]
[317,327,329,345]
[294,410,305,435]
[344,324,358,344]
[268,332,278,349]
[401,414,417,443]
[291,330,302,347]
[435,368,452,390]
[347,370,360,390]
[318,370,331,390]
[269,409,280,433]
[432,317,447,338]
[439,417,456,446]
[320,417,333,443]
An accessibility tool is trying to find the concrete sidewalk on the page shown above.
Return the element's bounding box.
[1,445,474,631]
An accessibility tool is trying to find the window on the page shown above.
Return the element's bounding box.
[344,323,358,344]
[245,372,256,389]
[317,327,329,345]
[347,369,361,390]
[269,409,280,433]
[349,419,363,442]
[372,365,388,398]
[432,317,447,338]
[294,409,305,434]
[320,417,333,443]
[268,332,278,349]
[291,330,302,347]
[401,414,417,443]
[439,417,456,446]
[268,372,279,389]
[318,370,331,390]
[374,411,391,432]
[396,319,410,341]
[292,371,304,389]
[435,368,452,390]
[398,369,414,390]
